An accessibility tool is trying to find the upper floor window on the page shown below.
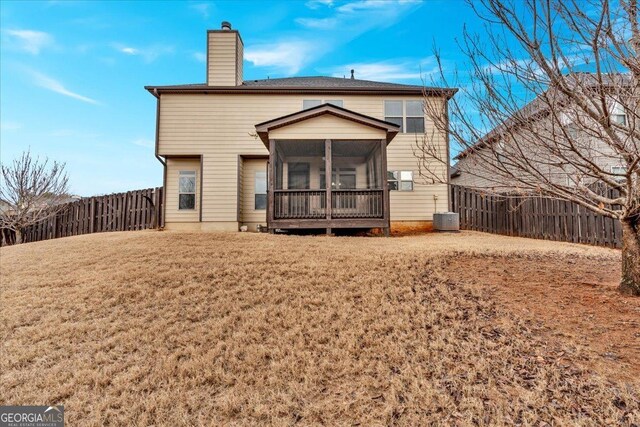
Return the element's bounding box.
[384,100,425,133]
[566,124,579,139]
[178,170,196,210]
[384,101,403,131]
[611,103,627,126]
[303,99,322,109]
[405,101,425,133]
[303,99,343,109]
[611,112,627,126]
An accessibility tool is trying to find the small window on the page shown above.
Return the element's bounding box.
[611,165,627,183]
[405,100,425,133]
[178,170,196,210]
[611,165,627,174]
[325,100,343,107]
[611,113,626,125]
[255,171,267,210]
[388,170,413,191]
[384,101,403,131]
[566,124,578,139]
[387,171,399,190]
[303,99,322,109]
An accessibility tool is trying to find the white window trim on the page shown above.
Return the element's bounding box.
[178,170,197,210]
[388,170,414,191]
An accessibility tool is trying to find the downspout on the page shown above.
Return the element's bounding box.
[445,95,451,212]
[151,88,167,228]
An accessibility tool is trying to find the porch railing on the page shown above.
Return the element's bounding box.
[274,190,326,219]
[273,189,384,220]
[332,189,384,218]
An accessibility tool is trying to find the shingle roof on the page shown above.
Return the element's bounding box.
[146,76,457,98]
[242,76,426,89]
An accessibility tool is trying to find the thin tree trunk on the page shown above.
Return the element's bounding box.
[620,215,640,296]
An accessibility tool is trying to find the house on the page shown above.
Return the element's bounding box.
[451,73,629,192]
[146,22,456,234]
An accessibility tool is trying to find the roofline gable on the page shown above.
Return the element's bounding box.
[254,103,400,145]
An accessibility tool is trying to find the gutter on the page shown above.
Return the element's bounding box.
[144,85,459,99]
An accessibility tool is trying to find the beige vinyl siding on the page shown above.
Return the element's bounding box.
[159,94,449,223]
[236,39,243,85]
[241,158,267,224]
[165,157,201,223]
[270,115,386,140]
[207,32,239,86]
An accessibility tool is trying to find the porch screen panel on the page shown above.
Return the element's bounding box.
[331,140,384,218]
[273,140,326,219]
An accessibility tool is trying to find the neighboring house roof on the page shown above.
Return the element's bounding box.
[454,72,631,160]
[254,103,401,146]
[450,163,461,178]
[146,76,457,98]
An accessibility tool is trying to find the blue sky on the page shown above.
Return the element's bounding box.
[1,0,482,196]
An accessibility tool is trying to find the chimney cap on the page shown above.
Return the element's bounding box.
[221,21,232,30]
[350,69,355,79]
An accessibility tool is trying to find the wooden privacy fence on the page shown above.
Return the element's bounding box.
[1,187,163,246]
[451,185,622,248]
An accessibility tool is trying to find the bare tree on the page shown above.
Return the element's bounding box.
[0,151,69,244]
[416,0,639,295]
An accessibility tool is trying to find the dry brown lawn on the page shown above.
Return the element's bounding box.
[1,230,638,426]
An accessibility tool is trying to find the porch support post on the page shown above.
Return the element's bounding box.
[325,138,332,235]
[380,139,390,237]
[268,139,276,233]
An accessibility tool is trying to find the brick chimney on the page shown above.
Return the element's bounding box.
[207,21,243,86]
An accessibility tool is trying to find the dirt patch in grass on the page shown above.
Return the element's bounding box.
[1,231,638,425]
[447,254,640,384]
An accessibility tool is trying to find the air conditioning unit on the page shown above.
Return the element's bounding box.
[433,212,460,231]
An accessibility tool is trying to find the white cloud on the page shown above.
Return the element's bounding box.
[189,3,211,18]
[132,138,154,148]
[252,0,420,76]
[325,57,439,82]
[120,46,139,55]
[26,68,100,105]
[245,41,322,75]
[337,0,416,13]
[297,0,421,29]
[0,121,22,131]
[49,129,100,138]
[4,29,54,54]
[295,17,338,30]
[305,0,334,9]
[112,43,174,63]
[192,52,206,63]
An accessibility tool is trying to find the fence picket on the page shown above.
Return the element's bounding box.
[450,185,621,249]
[1,187,163,246]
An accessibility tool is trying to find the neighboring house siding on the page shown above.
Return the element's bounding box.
[452,105,627,191]
[207,32,239,86]
[165,157,200,224]
[158,94,449,225]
